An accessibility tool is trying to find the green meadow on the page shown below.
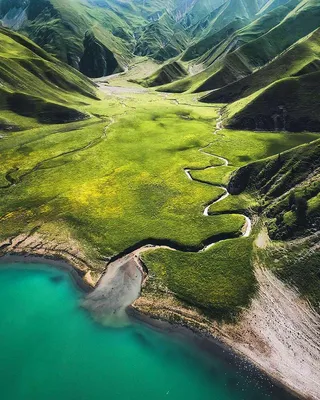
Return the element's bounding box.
[0,87,318,316]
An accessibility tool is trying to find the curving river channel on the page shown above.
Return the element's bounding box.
[85,110,252,318]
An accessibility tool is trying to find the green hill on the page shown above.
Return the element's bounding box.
[134,13,189,61]
[228,138,320,307]
[135,61,187,87]
[194,0,317,93]
[187,0,269,40]
[183,0,285,64]
[159,0,318,94]
[226,71,320,132]
[201,27,320,103]
[0,0,273,77]
[0,0,132,75]
[0,27,97,130]
[181,18,247,63]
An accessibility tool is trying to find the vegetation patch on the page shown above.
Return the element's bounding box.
[135,61,187,88]
[259,235,320,311]
[142,238,256,319]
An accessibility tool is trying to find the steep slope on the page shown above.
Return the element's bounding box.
[201,27,320,103]
[160,0,317,93]
[134,13,189,61]
[229,138,320,240]
[258,0,293,15]
[79,32,121,78]
[0,0,130,74]
[186,0,299,67]
[182,17,248,62]
[194,0,317,92]
[0,27,96,129]
[228,137,320,312]
[179,0,226,28]
[226,71,320,132]
[134,61,187,87]
[0,0,227,75]
[188,0,269,40]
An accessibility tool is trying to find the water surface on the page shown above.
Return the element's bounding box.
[0,262,297,400]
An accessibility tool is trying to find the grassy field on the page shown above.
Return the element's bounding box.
[202,128,318,166]
[1,73,318,316]
[0,94,245,255]
[142,238,256,319]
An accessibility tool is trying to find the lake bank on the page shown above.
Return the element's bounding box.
[0,254,311,399]
[0,260,301,400]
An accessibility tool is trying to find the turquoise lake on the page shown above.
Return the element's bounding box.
[0,262,297,400]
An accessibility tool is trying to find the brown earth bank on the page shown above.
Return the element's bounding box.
[0,230,319,400]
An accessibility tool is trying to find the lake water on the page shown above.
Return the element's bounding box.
[0,262,297,400]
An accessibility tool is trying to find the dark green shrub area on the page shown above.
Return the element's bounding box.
[229,139,320,239]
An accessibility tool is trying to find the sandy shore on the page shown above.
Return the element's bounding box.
[83,254,144,322]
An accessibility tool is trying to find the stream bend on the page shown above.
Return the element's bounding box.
[86,111,253,319]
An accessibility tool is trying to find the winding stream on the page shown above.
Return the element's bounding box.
[86,110,252,318]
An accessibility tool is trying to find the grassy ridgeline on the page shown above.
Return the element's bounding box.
[226,72,320,132]
[134,61,188,88]
[200,27,320,103]
[0,27,98,130]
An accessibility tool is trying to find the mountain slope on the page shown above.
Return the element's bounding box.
[187,0,269,40]
[190,0,299,67]
[0,27,97,130]
[229,138,320,240]
[193,0,317,92]
[0,0,273,77]
[201,27,320,103]
[159,0,318,94]
[134,13,189,60]
[0,0,142,74]
[226,71,320,132]
[228,138,320,308]
[134,60,187,87]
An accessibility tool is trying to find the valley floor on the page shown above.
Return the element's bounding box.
[0,82,319,399]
